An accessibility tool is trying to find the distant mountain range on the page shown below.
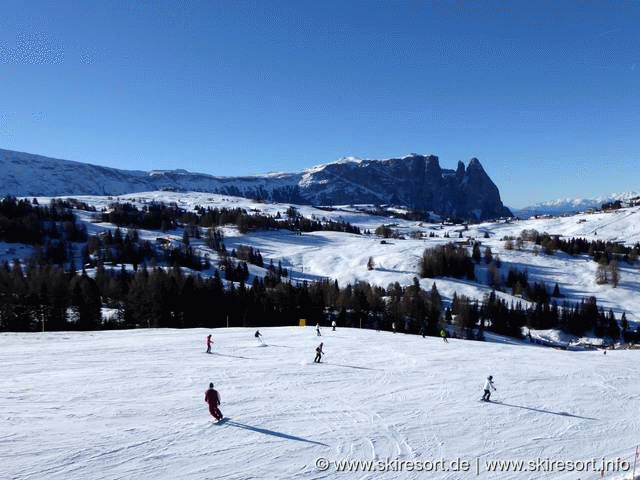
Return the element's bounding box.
[510,192,640,218]
[0,149,512,220]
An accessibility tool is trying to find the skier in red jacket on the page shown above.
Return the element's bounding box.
[205,382,223,421]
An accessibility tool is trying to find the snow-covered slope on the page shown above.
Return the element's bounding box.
[0,148,303,198]
[2,327,640,480]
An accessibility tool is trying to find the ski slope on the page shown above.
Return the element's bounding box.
[2,327,640,480]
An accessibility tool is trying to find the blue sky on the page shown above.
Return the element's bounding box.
[0,1,638,208]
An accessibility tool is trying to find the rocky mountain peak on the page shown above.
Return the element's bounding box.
[0,149,512,221]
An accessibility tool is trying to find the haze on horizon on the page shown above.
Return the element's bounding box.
[0,1,638,209]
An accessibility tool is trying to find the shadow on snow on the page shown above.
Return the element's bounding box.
[212,352,254,360]
[491,401,597,420]
[323,362,381,371]
[226,420,329,446]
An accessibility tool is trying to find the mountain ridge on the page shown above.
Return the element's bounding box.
[0,148,511,220]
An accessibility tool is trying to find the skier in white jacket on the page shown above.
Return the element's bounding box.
[481,375,496,401]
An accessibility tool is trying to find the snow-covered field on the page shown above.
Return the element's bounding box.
[33,190,640,328]
[3,327,640,480]
[4,191,640,478]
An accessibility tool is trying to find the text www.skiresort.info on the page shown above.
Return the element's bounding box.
[314,456,631,475]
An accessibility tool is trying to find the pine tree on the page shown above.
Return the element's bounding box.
[70,272,101,330]
[426,282,441,335]
[621,312,628,342]
[484,246,493,264]
[487,262,501,288]
[609,259,620,287]
[367,256,375,270]
[595,259,608,284]
[472,242,481,263]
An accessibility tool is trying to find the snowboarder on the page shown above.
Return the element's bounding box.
[481,375,496,401]
[205,382,223,421]
[440,328,448,343]
[316,323,321,336]
[314,342,324,363]
[332,320,336,331]
[255,330,263,344]
[206,334,213,353]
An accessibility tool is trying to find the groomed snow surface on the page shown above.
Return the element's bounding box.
[3,327,640,480]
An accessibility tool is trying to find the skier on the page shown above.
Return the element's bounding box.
[440,328,449,343]
[481,375,496,402]
[316,323,321,336]
[255,330,263,344]
[205,382,223,421]
[206,334,213,353]
[419,326,426,338]
[314,342,324,363]
[392,322,396,333]
[331,320,336,331]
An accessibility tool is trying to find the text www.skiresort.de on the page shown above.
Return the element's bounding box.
[314,456,631,475]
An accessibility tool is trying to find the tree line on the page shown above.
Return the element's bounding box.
[512,229,640,264]
[0,262,440,333]
[101,202,361,235]
[0,197,87,245]
[1,258,634,346]
[451,291,630,342]
[418,242,631,342]
[0,197,634,344]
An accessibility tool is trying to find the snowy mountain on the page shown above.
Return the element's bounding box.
[511,192,640,218]
[0,149,511,220]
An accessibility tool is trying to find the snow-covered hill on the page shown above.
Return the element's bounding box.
[2,327,640,480]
